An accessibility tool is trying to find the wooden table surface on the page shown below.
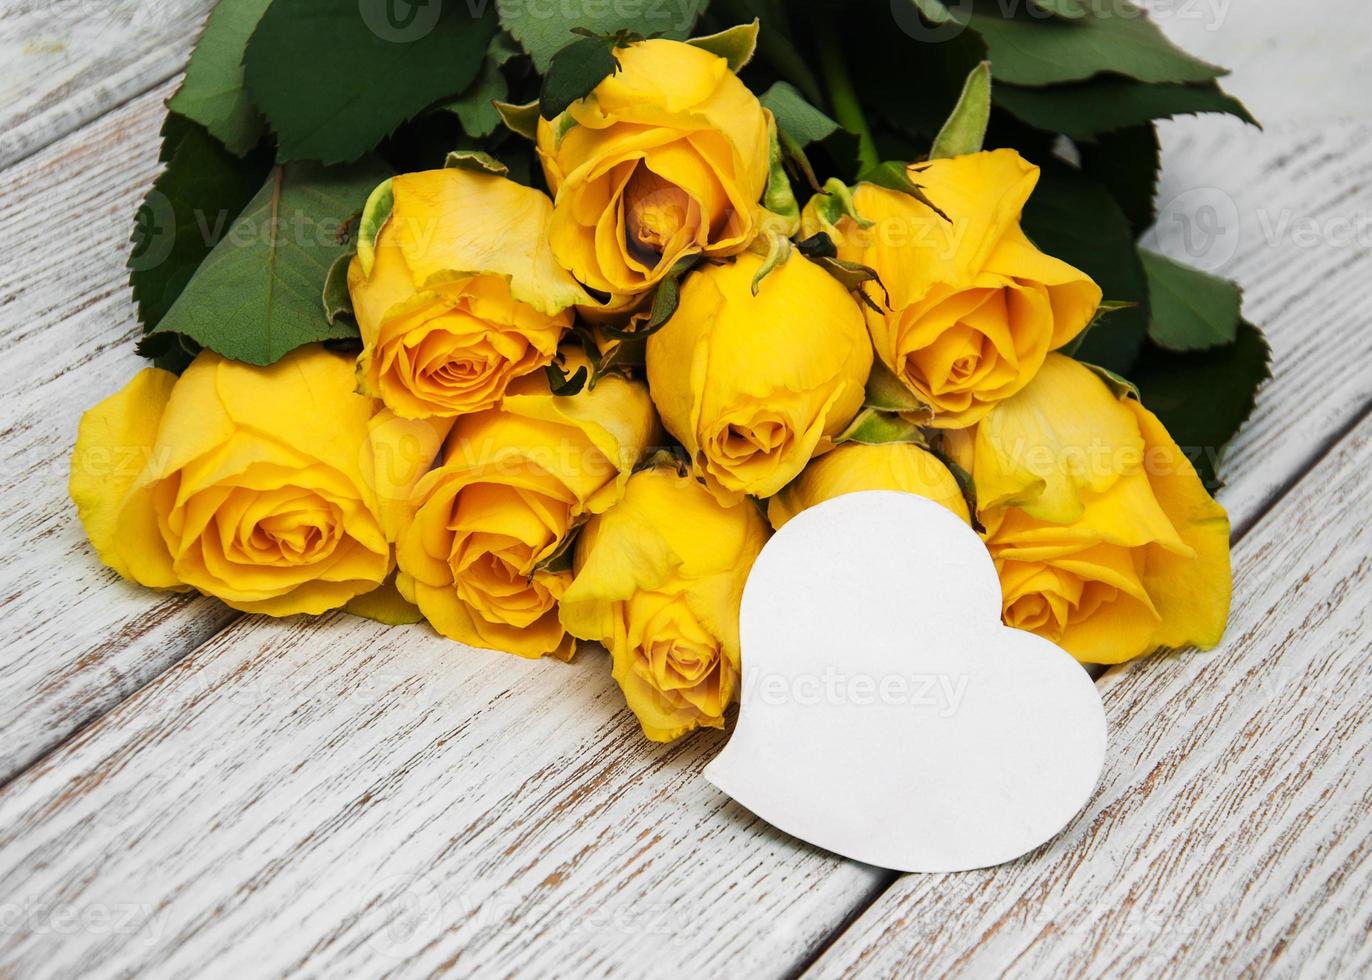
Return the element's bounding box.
[1,1,1369,976]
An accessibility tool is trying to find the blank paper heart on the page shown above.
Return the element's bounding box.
[705,491,1107,873]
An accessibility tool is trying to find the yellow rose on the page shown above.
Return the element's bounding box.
[395,357,657,659]
[948,354,1231,664]
[68,346,427,616]
[559,461,770,741]
[536,38,770,305]
[812,149,1101,429]
[348,168,589,419]
[767,441,970,529]
[646,251,873,500]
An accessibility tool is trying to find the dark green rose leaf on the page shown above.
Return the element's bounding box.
[930,60,991,159]
[761,81,839,148]
[1129,321,1271,489]
[1027,0,1088,16]
[322,252,353,325]
[1079,124,1160,233]
[540,35,621,119]
[168,0,272,155]
[1140,248,1242,351]
[545,359,589,396]
[958,1,1224,87]
[244,0,494,163]
[995,78,1256,139]
[1020,162,1149,373]
[686,19,759,71]
[129,122,272,332]
[498,0,706,71]
[441,32,521,138]
[149,159,390,365]
[836,408,927,447]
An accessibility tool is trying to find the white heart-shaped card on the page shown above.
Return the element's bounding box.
[705,491,1107,872]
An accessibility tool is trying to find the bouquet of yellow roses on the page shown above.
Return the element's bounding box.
[72,1,1264,743]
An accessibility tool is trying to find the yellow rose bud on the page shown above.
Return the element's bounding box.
[559,462,770,741]
[646,251,873,500]
[767,442,970,529]
[536,38,770,305]
[955,354,1232,664]
[395,356,657,659]
[817,149,1102,429]
[348,168,589,419]
[69,346,405,616]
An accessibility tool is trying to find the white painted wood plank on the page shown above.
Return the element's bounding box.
[0,0,212,168]
[0,83,237,785]
[0,615,889,978]
[799,413,1372,980]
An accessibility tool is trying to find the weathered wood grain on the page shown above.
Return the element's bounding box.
[799,413,1372,980]
[0,83,237,785]
[0,614,890,977]
[0,0,211,168]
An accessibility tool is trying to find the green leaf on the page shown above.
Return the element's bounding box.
[751,233,793,295]
[912,0,954,23]
[957,1,1224,87]
[807,256,889,314]
[533,526,580,576]
[1060,300,1137,357]
[322,252,353,325]
[862,160,949,221]
[441,33,520,139]
[150,159,390,365]
[1139,248,1241,351]
[804,179,872,235]
[930,61,991,159]
[354,177,392,278]
[836,409,927,447]
[494,99,539,141]
[497,0,707,71]
[1027,0,1087,17]
[864,359,929,416]
[545,359,589,396]
[1128,321,1271,489]
[443,149,509,177]
[994,78,1256,139]
[1079,124,1159,233]
[645,266,686,331]
[760,116,799,233]
[589,335,647,387]
[1082,361,1140,401]
[760,80,839,149]
[168,0,272,155]
[129,123,271,331]
[686,19,758,71]
[243,0,494,163]
[1020,162,1148,373]
[539,35,621,120]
